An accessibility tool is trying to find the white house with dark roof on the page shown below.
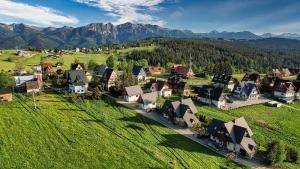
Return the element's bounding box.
[66,70,88,94]
[208,117,257,158]
[212,74,235,91]
[232,81,260,100]
[138,92,158,110]
[124,85,144,102]
[132,66,147,81]
[195,85,227,108]
[160,98,199,127]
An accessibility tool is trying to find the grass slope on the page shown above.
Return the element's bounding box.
[0,93,244,169]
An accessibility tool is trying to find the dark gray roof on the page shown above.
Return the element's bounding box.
[94,64,108,74]
[160,98,198,118]
[242,72,260,82]
[233,81,258,97]
[0,89,12,94]
[212,74,233,85]
[66,70,88,85]
[208,119,226,135]
[101,68,114,83]
[132,66,145,76]
[125,85,143,96]
[195,85,226,101]
[71,63,85,70]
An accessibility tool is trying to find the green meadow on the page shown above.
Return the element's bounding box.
[0,93,244,169]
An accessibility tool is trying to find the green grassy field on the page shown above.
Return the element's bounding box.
[0,93,244,169]
[0,50,109,71]
[195,103,300,169]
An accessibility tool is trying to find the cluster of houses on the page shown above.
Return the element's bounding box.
[2,60,300,160]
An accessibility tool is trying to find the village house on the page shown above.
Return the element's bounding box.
[148,66,162,76]
[208,117,257,158]
[292,80,300,100]
[65,70,88,94]
[280,68,291,77]
[261,75,279,92]
[160,98,199,127]
[26,80,42,93]
[170,64,194,78]
[212,74,235,91]
[273,79,295,103]
[270,69,282,77]
[288,68,300,76]
[123,85,144,102]
[232,81,260,100]
[94,64,108,75]
[41,63,55,77]
[138,92,158,110]
[101,68,117,90]
[15,75,35,86]
[71,63,85,70]
[167,76,190,96]
[241,72,261,89]
[148,79,172,97]
[132,66,147,81]
[0,89,12,102]
[195,85,227,108]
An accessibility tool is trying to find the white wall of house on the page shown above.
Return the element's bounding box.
[295,92,300,100]
[27,89,40,93]
[69,84,88,94]
[162,90,172,97]
[124,95,140,102]
[139,102,156,110]
[274,91,295,98]
[198,97,225,108]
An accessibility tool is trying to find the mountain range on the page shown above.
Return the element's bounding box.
[0,22,300,49]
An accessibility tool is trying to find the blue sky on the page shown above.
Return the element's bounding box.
[0,0,300,34]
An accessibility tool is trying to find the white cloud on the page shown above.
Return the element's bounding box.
[74,0,165,26]
[270,21,300,34]
[0,0,78,26]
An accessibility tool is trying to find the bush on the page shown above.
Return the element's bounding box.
[286,146,299,163]
[266,140,286,165]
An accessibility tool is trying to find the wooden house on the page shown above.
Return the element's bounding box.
[208,117,257,158]
[160,98,199,127]
[170,64,194,78]
[101,68,117,90]
[273,79,295,103]
[241,72,261,89]
[167,76,190,96]
[138,92,158,110]
[124,85,144,102]
[26,80,42,93]
[212,74,235,91]
[94,64,108,75]
[148,66,162,76]
[65,70,88,94]
[0,89,12,102]
[148,79,172,97]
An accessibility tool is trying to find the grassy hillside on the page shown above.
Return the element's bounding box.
[0,50,109,71]
[0,93,244,169]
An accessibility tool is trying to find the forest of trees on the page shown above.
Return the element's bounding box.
[125,38,300,74]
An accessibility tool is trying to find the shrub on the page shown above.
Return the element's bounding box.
[286,146,299,163]
[266,140,286,165]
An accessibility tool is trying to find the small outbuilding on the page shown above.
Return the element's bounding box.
[124,85,144,102]
[0,89,12,102]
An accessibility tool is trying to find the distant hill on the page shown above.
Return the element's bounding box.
[0,22,300,49]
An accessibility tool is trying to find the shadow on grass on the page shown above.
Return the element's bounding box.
[59,108,85,111]
[118,114,164,127]
[158,134,224,157]
[125,124,145,131]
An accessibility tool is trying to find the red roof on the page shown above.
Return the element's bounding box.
[148,66,162,75]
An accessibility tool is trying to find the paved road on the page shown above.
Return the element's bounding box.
[109,95,264,168]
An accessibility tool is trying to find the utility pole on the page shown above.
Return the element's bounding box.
[32,92,37,110]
